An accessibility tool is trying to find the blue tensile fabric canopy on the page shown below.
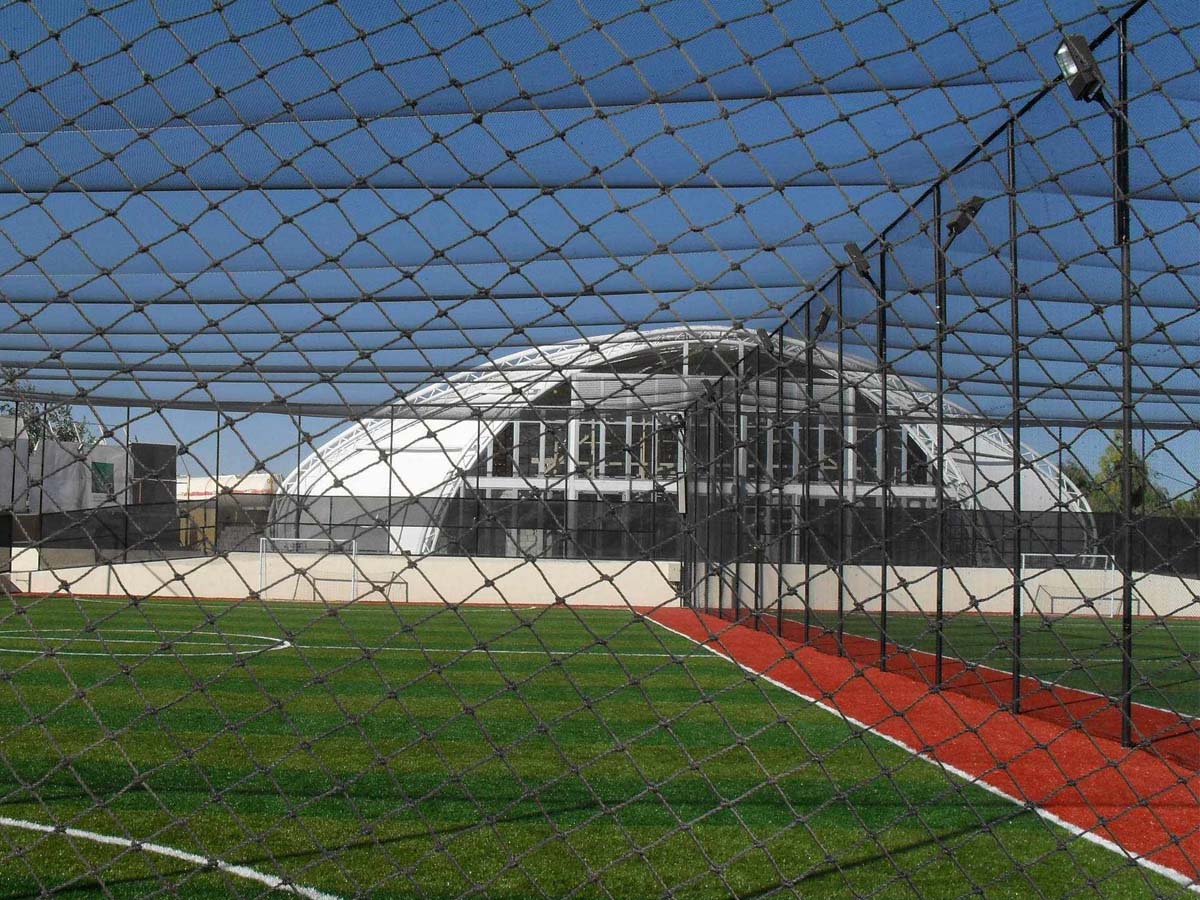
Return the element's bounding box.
[0,0,1194,431]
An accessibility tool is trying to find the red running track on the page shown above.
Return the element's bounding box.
[650,607,1200,887]
[716,609,1200,771]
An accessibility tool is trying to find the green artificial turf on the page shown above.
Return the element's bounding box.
[799,607,1200,716]
[0,595,1188,899]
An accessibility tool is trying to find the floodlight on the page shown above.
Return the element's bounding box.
[1055,34,1104,102]
[844,242,871,278]
[947,196,985,241]
[813,305,833,340]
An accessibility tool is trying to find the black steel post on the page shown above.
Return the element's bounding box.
[709,394,718,616]
[10,400,18,512]
[836,272,847,657]
[214,409,221,554]
[734,348,744,621]
[295,415,303,538]
[804,304,814,638]
[1116,19,1134,748]
[934,186,947,686]
[123,406,131,562]
[878,245,889,670]
[753,342,763,626]
[1009,120,1023,712]
[776,326,786,634]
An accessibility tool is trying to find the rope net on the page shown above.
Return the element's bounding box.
[0,1,1196,896]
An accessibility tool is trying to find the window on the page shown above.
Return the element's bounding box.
[91,461,115,494]
[491,424,514,477]
[516,420,540,477]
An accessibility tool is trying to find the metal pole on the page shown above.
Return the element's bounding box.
[776,327,786,635]
[37,405,47,554]
[295,415,303,539]
[9,400,17,510]
[1115,19,1134,748]
[708,394,718,616]
[734,348,744,621]
[934,186,947,686]
[389,414,397,555]
[1009,120,1023,712]
[214,409,221,554]
[836,271,847,657]
[804,304,814,639]
[878,245,889,670]
[753,342,763,627]
[123,406,131,562]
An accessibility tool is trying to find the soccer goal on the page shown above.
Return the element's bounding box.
[1020,552,1127,619]
[258,536,359,601]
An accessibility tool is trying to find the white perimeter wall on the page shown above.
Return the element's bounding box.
[697,563,1200,619]
[12,551,682,608]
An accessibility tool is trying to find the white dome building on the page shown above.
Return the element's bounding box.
[276,326,1095,563]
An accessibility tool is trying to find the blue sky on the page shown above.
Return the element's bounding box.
[0,0,1195,485]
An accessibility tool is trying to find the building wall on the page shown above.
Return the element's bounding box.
[15,551,682,608]
[694,563,1198,619]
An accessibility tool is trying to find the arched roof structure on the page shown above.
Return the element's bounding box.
[281,326,1092,554]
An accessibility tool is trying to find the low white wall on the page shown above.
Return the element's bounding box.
[697,563,1199,619]
[14,551,681,608]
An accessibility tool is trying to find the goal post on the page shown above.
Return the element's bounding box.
[1019,552,1124,619]
[258,536,360,601]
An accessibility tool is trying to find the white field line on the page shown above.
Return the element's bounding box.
[647,617,1200,895]
[0,629,290,658]
[0,629,709,661]
[289,644,712,660]
[0,815,344,900]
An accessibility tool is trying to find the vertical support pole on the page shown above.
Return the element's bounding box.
[123,406,131,563]
[10,400,19,517]
[214,408,221,555]
[878,245,889,670]
[836,272,847,657]
[776,327,786,635]
[37,405,47,546]
[733,349,744,621]
[1009,120,1023,711]
[934,185,947,686]
[1115,18,1134,748]
[295,415,303,539]
[753,342,763,626]
[708,393,718,616]
[804,304,814,638]
[389,414,397,555]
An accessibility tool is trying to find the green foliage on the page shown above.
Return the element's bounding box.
[1062,434,1198,516]
[0,366,94,447]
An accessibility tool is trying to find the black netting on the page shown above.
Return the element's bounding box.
[0,2,1196,897]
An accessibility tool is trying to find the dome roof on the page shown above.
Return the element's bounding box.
[279,326,1092,553]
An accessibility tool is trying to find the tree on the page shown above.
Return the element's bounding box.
[1172,488,1200,518]
[1072,433,1168,515]
[0,368,94,447]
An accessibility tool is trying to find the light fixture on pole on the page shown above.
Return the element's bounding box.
[1054,24,1134,747]
[813,304,833,340]
[1055,34,1104,102]
[946,196,984,246]
[844,242,871,280]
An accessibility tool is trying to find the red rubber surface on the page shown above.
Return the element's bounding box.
[650,607,1200,886]
[726,610,1200,771]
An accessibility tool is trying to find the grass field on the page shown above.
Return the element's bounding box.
[800,608,1200,716]
[0,595,1189,899]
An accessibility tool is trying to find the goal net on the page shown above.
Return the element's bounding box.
[258,536,360,603]
[1020,553,1128,619]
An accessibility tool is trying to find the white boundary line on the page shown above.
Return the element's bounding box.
[0,629,291,659]
[288,644,711,659]
[647,617,1200,894]
[0,815,344,900]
